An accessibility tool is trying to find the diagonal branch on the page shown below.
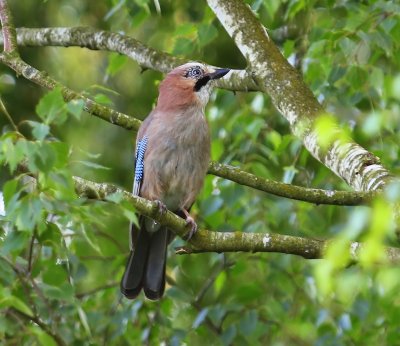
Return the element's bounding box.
[2,26,258,92]
[0,53,141,130]
[10,309,66,346]
[207,0,394,192]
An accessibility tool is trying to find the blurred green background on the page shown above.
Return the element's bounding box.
[1,0,400,345]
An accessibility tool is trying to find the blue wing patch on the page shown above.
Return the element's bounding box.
[133,136,148,196]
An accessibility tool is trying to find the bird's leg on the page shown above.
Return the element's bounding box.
[181,208,198,240]
[155,200,167,214]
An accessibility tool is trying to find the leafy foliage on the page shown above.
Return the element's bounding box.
[0,0,400,345]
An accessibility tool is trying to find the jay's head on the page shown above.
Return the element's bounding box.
[157,62,230,110]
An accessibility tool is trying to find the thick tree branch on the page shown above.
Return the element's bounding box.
[72,175,400,264]
[207,0,394,192]
[2,26,258,92]
[0,0,17,53]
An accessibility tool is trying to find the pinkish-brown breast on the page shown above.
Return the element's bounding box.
[138,105,210,211]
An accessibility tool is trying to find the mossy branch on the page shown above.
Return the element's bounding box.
[73,175,400,263]
[1,26,258,92]
[208,161,376,206]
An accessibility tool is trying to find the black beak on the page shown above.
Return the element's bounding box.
[208,68,230,80]
[194,68,230,92]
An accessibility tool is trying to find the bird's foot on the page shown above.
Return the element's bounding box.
[181,208,198,241]
[155,200,167,214]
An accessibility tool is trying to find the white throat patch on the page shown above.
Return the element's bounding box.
[195,82,212,107]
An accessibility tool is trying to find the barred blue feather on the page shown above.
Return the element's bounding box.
[133,136,148,196]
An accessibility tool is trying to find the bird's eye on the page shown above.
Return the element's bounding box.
[185,66,203,79]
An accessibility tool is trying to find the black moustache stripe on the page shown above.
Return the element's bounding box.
[194,75,211,92]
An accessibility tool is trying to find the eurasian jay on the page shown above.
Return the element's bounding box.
[121,62,230,300]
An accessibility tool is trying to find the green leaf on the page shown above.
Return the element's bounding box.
[262,0,281,18]
[41,282,74,302]
[106,53,128,76]
[0,230,30,256]
[214,271,226,296]
[3,179,19,207]
[328,65,346,84]
[0,261,15,285]
[105,191,124,203]
[1,136,25,173]
[42,263,68,286]
[49,141,70,169]
[36,87,67,125]
[15,195,43,231]
[266,130,282,150]
[37,222,62,245]
[31,143,56,173]
[0,290,34,317]
[27,121,50,141]
[174,23,197,36]
[198,24,218,47]
[31,326,57,346]
[122,205,139,226]
[283,40,295,58]
[77,305,92,337]
[66,99,85,120]
[339,37,357,61]
[246,118,264,141]
[93,93,113,105]
[211,139,224,161]
[173,37,196,55]
[314,115,338,150]
[238,310,258,336]
[74,160,110,170]
[221,325,236,345]
[355,40,370,65]
[79,224,102,254]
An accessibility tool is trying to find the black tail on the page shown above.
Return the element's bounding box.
[120,218,169,300]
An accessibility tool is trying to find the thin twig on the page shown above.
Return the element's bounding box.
[0,96,18,131]
[76,282,119,299]
[194,255,227,304]
[192,301,222,335]
[27,229,36,274]
[11,308,66,346]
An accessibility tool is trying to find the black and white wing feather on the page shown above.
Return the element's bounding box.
[133,136,148,196]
